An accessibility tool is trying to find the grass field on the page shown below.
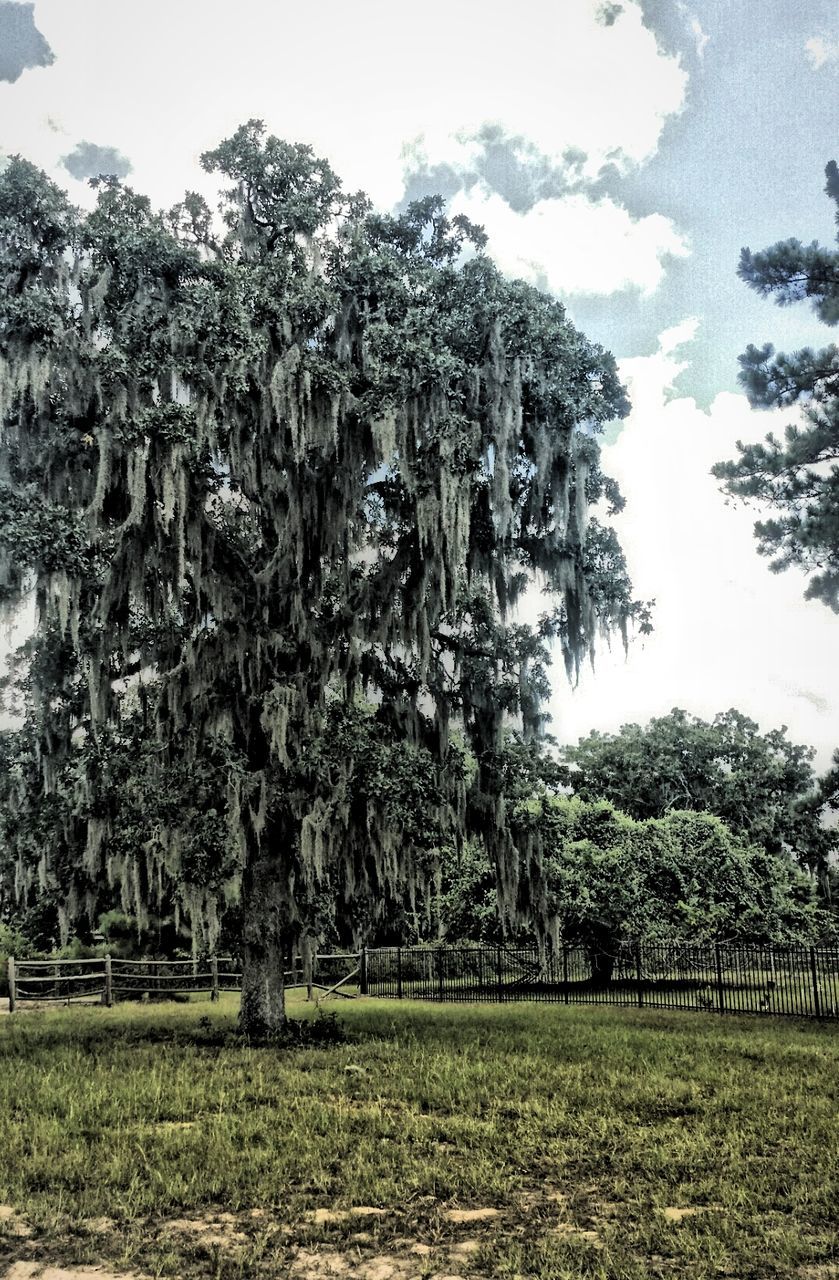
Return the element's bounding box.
[0,996,837,1279]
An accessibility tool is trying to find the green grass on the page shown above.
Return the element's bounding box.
[1,996,837,1279]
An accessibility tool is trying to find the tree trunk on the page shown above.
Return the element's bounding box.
[588,948,615,988]
[586,928,616,989]
[239,841,286,1039]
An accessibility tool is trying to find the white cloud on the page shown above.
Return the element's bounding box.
[804,36,839,71]
[451,187,689,297]
[689,17,709,61]
[657,316,700,355]
[675,3,709,62]
[0,0,687,213]
[549,323,839,772]
[413,1,688,187]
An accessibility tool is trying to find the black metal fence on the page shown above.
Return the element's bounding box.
[364,943,839,1020]
[7,943,839,1020]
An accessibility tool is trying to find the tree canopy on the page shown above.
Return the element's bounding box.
[713,160,839,611]
[518,796,831,971]
[0,122,641,1035]
[560,708,836,880]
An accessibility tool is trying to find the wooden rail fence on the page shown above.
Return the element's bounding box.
[7,942,839,1020]
[6,951,360,1010]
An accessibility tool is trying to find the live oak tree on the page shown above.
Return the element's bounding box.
[0,121,640,1037]
[713,160,839,611]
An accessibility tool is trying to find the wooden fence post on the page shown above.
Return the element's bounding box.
[300,938,315,1002]
[210,956,219,1002]
[714,944,725,1013]
[7,956,15,1014]
[809,946,822,1019]
[396,947,403,1000]
[104,954,113,1008]
[359,947,368,996]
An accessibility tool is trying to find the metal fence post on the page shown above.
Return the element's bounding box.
[210,956,219,1002]
[396,947,403,1000]
[714,944,725,1013]
[7,956,15,1013]
[809,945,822,1019]
[562,945,569,1005]
[104,954,113,1008]
[635,943,644,1008]
[496,945,503,1001]
[437,948,444,1001]
[359,947,368,996]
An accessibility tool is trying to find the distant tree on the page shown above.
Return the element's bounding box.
[560,708,836,881]
[516,796,831,981]
[713,160,839,611]
[0,124,641,1035]
[434,841,503,943]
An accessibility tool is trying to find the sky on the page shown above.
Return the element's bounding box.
[1,0,838,770]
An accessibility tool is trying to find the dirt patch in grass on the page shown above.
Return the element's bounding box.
[448,1240,479,1257]
[0,1208,32,1240]
[660,1204,723,1223]
[550,1222,602,1245]
[288,1247,465,1279]
[290,1252,401,1279]
[4,1268,143,1280]
[441,1208,500,1224]
[78,1219,116,1236]
[307,1208,391,1226]
[287,1206,501,1277]
[163,1212,248,1247]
